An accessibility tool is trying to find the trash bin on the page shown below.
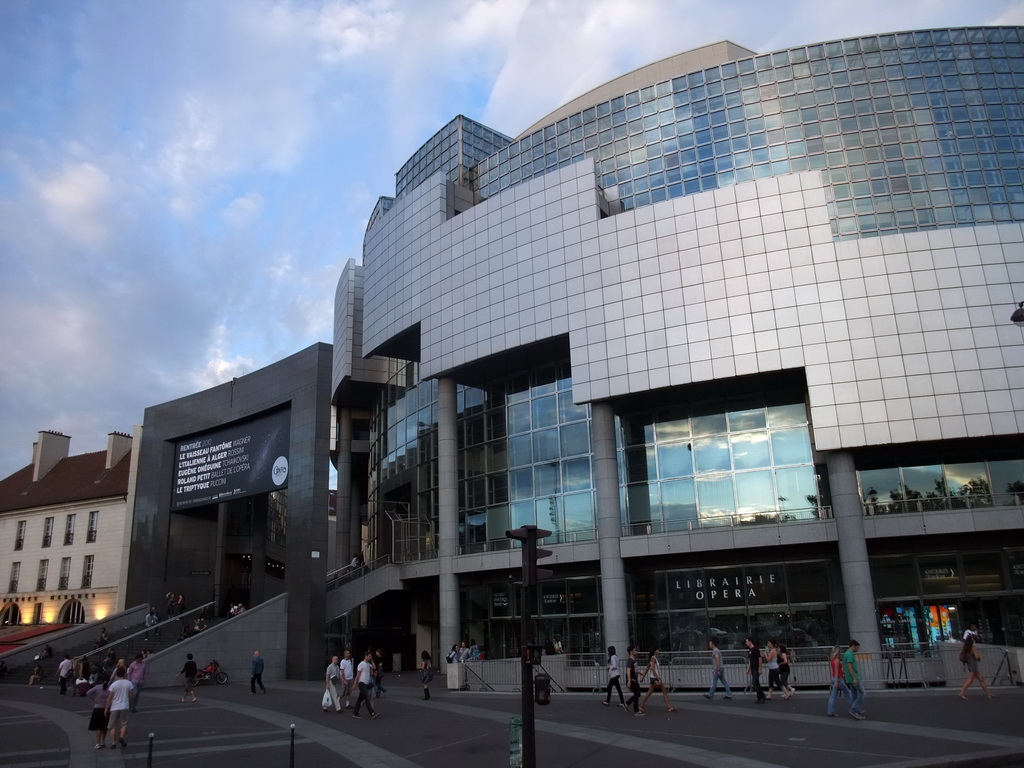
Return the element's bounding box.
[447,663,466,690]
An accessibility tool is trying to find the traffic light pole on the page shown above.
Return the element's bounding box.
[520,581,536,768]
[506,525,552,768]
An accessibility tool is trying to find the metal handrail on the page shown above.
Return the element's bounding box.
[83,601,215,660]
[864,492,1024,516]
[623,507,832,537]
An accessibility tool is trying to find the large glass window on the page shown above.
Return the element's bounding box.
[468,28,1024,240]
[619,392,819,533]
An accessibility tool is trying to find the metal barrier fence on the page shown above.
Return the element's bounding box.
[449,643,1019,693]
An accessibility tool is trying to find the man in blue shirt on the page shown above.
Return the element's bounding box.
[250,650,266,694]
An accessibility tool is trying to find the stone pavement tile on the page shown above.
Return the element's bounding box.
[2,673,1023,768]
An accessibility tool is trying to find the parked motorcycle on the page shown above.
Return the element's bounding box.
[196,659,229,685]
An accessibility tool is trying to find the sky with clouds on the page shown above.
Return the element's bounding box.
[2,0,1023,479]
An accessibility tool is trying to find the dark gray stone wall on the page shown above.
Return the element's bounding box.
[126,343,333,679]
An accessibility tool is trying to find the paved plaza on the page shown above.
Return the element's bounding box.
[1,673,1022,768]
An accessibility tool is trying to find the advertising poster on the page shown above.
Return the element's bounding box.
[171,408,291,510]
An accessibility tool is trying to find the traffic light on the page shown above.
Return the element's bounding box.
[505,525,553,586]
[534,672,551,705]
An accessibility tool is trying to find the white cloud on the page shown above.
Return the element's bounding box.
[33,161,114,248]
[190,324,258,390]
[222,192,266,229]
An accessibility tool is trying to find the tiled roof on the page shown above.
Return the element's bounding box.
[0,451,131,513]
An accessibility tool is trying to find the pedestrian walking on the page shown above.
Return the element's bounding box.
[745,637,766,703]
[420,650,433,700]
[372,648,388,697]
[251,650,266,694]
[176,653,198,703]
[703,638,732,700]
[958,630,995,700]
[764,640,780,699]
[144,607,159,640]
[602,645,625,707]
[353,650,379,719]
[86,675,110,749]
[104,666,134,749]
[843,639,866,720]
[57,654,74,695]
[166,592,176,617]
[126,653,147,712]
[826,645,851,717]
[778,643,795,699]
[623,645,643,715]
[340,649,354,708]
[325,655,342,713]
[639,647,676,713]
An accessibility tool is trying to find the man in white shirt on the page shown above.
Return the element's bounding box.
[325,656,342,713]
[352,650,379,719]
[105,666,135,749]
[57,654,74,696]
[339,650,355,708]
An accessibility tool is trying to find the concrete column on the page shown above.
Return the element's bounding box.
[337,407,353,565]
[437,377,460,648]
[591,402,629,655]
[826,450,881,654]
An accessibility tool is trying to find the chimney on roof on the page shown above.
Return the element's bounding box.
[32,431,71,482]
[106,431,132,470]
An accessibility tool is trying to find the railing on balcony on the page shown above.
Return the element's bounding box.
[64,532,74,546]
[36,578,47,591]
[41,535,51,547]
[14,538,23,551]
[7,579,18,593]
[624,507,832,536]
[863,492,1024,516]
[81,574,92,588]
[459,528,597,555]
[86,529,97,543]
[58,576,69,590]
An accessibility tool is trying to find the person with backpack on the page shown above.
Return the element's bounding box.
[958,628,995,700]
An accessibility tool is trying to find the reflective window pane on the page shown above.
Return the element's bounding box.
[533,428,560,462]
[562,457,592,492]
[694,435,731,473]
[697,475,736,519]
[658,441,694,478]
[731,431,771,470]
[661,478,697,526]
[770,426,813,465]
[735,470,776,516]
[560,422,590,457]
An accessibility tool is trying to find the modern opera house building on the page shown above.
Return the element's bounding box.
[330,29,1024,662]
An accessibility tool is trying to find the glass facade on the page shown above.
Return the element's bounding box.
[632,560,839,652]
[367,359,595,557]
[858,455,1024,513]
[619,394,821,533]
[471,27,1024,240]
[395,115,511,200]
[874,549,1024,646]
